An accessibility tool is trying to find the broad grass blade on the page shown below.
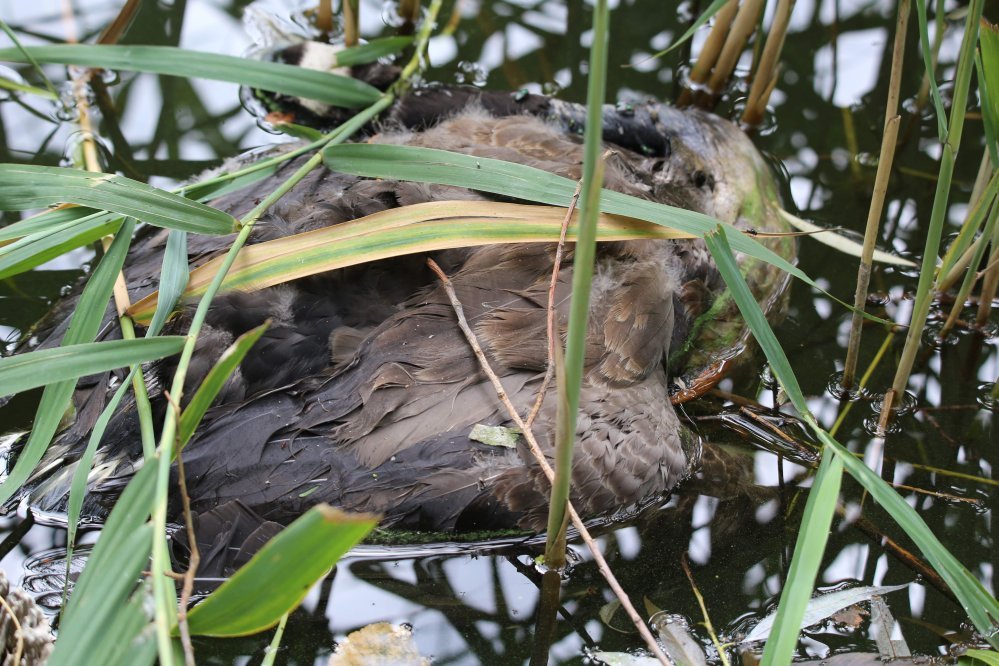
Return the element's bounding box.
[146,230,190,338]
[0,214,122,280]
[127,201,691,322]
[0,337,184,396]
[178,322,268,449]
[0,164,236,234]
[0,44,383,107]
[50,463,159,666]
[706,225,999,650]
[323,144,808,287]
[184,505,377,637]
[0,206,100,243]
[0,218,136,507]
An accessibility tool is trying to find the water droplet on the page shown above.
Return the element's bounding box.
[541,80,562,96]
[99,68,120,86]
[855,152,878,168]
[60,131,112,171]
[759,365,780,391]
[614,100,635,117]
[454,60,487,87]
[976,383,999,413]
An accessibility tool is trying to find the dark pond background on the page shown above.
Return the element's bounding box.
[0,0,996,663]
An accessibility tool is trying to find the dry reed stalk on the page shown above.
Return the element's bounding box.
[343,0,359,47]
[426,259,672,666]
[678,0,739,107]
[741,0,793,126]
[976,224,999,327]
[316,0,334,37]
[840,0,911,391]
[707,0,765,95]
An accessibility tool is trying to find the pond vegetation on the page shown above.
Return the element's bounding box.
[0,0,996,663]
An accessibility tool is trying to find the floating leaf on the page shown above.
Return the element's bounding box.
[0,164,236,234]
[744,584,909,643]
[0,44,382,108]
[127,201,691,322]
[184,505,377,637]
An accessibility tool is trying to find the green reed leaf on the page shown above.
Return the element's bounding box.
[0,337,185,396]
[0,214,122,280]
[184,505,377,637]
[706,224,999,651]
[323,143,805,285]
[0,218,136,507]
[51,463,159,666]
[0,44,383,108]
[0,164,236,234]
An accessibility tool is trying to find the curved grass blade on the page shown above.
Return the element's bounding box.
[323,36,413,66]
[706,224,999,652]
[323,144,806,285]
[0,206,101,244]
[0,217,135,506]
[0,164,236,234]
[0,213,122,280]
[127,201,691,322]
[50,463,159,666]
[146,230,189,338]
[778,210,916,267]
[184,505,377,637]
[178,322,268,450]
[914,0,948,139]
[632,0,729,61]
[0,337,185,396]
[0,44,382,108]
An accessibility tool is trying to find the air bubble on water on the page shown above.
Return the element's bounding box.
[976,383,998,413]
[454,61,487,86]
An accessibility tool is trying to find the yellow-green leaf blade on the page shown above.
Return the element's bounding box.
[127,201,692,322]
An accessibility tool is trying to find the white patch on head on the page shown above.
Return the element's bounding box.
[294,42,353,116]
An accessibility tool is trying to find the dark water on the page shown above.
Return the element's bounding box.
[0,0,996,663]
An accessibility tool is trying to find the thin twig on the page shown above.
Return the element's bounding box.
[426,259,672,666]
[681,555,729,666]
[0,592,24,666]
[165,390,198,666]
[526,182,582,429]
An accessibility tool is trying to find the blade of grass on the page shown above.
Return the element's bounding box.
[544,0,610,568]
[633,0,730,62]
[0,164,236,234]
[884,0,984,419]
[49,463,158,666]
[0,217,134,506]
[126,201,692,322]
[706,225,999,650]
[146,230,189,338]
[0,337,185,395]
[0,44,382,108]
[184,505,377,637]
[0,214,122,279]
[914,0,948,139]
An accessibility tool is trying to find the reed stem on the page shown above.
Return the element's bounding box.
[741,0,794,126]
[881,0,983,420]
[707,0,764,95]
[841,0,910,391]
[679,0,738,107]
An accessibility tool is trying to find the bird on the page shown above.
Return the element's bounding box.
[10,80,794,537]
